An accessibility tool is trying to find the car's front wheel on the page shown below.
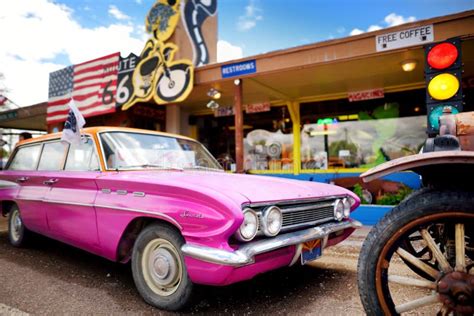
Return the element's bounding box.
[8,204,30,247]
[131,222,193,311]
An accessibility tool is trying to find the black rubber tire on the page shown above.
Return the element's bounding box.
[7,204,31,247]
[131,222,193,311]
[357,189,474,316]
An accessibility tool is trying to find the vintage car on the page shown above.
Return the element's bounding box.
[0,127,361,310]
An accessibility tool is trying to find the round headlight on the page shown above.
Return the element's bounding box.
[334,199,344,221]
[342,198,351,218]
[235,208,258,242]
[261,206,282,237]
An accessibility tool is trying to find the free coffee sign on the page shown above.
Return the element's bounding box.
[375,24,434,52]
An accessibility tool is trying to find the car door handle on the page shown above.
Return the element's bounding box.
[16,177,29,183]
[43,179,59,185]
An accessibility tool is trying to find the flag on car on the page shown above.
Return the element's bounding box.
[61,99,85,145]
[47,52,120,123]
[0,94,7,106]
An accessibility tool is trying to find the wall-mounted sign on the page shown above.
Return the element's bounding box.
[221,59,257,78]
[348,88,384,102]
[376,24,433,52]
[116,53,140,108]
[122,0,194,110]
[214,106,235,117]
[246,102,270,114]
[0,111,18,121]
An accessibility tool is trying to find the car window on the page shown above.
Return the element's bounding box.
[65,138,100,171]
[8,144,42,170]
[37,141,68,171]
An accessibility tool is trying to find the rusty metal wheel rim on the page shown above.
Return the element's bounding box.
[375,212,474,315]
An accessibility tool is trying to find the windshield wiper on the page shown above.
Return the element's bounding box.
[115,164,183,171]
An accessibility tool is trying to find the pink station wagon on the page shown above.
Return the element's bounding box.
[0,127,361,310]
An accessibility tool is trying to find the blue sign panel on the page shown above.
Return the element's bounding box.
[221,59,257,78]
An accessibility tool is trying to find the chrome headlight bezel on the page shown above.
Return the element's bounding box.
[260,206,283,237]
[235,208,259,242]
[342,198,351,218]
[334,199,344,221]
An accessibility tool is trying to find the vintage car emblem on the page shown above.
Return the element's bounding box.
[180,210,203,218]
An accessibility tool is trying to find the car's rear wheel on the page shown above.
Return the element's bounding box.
[131,222,193,311]
[8,204,30,247]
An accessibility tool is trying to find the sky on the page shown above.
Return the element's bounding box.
[0,0,473,107]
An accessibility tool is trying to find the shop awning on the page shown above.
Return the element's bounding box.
[0,102,48,131]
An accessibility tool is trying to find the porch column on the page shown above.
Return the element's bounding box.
[234,79,244,173]
[166,104,181,134]
[287,101,301,175]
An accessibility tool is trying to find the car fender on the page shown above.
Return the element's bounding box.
[360,151,474,183]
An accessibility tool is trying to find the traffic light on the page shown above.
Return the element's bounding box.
[424,38,463,135]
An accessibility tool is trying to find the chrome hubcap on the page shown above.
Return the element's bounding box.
[10,210,22,241]
[142,238,182,296]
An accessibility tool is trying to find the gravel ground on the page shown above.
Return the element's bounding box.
[0,221,430,315]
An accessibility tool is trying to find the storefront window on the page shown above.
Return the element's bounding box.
[243,89,428,172]
[301,114,426,170]
[244,129,294,170]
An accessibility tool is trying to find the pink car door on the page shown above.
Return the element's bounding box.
[4,143,50,233]
[39,139,101,249]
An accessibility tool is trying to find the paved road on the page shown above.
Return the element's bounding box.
[0,218,369,315]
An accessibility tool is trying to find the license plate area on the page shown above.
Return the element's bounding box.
[301,239,322,265]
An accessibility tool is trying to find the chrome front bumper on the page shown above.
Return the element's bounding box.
[181,220,362,267]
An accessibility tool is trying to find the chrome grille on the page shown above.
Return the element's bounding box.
[282,203,334,229]
[251,199,338,233]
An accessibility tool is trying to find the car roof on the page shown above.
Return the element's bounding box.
[17,126,196,146]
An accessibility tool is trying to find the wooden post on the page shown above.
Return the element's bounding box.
[234,79,244,173]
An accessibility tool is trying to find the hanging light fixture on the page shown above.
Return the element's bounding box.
[401,59,417,72]
[207,88,221,100]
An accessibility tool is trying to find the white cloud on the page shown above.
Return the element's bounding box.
[367,25,383,32]
[349,28,364,36]
[108,5,130,21]
[0,0,145,106]
[237,0,263,31]
[385,13,416,27]
[336,26,346,34]
[217,40,243,62]
[349,13,416,36]
[135,0,142,4]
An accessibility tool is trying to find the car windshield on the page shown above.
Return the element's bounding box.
[100,131,223,171]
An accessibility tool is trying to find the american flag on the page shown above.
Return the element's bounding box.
[47,53,120,123]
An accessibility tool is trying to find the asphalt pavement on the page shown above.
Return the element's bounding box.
[0,216,370,315]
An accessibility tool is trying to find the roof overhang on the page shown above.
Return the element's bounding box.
[0,102,48,131]
[183,10,474,114]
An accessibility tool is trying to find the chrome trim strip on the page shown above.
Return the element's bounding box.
[280,202,334,213]
[280,217,333,232]
[14,197,182,230]
[94,204,183,230]
[181,220,362,267]
[116,190,127,195]
[16,198,44,202]
[133,191,146,197]
[0,180,19,188]
[245,195,347,208]
[101,189,111,194]
[45,200,93,207]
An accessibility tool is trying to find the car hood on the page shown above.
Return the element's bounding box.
[108,170,355,204]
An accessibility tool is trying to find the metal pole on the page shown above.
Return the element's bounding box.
[234,79,244,173]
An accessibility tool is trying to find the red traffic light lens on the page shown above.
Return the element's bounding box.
[427,43,458,70]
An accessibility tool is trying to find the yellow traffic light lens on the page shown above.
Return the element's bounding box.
[427,73,460,100]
